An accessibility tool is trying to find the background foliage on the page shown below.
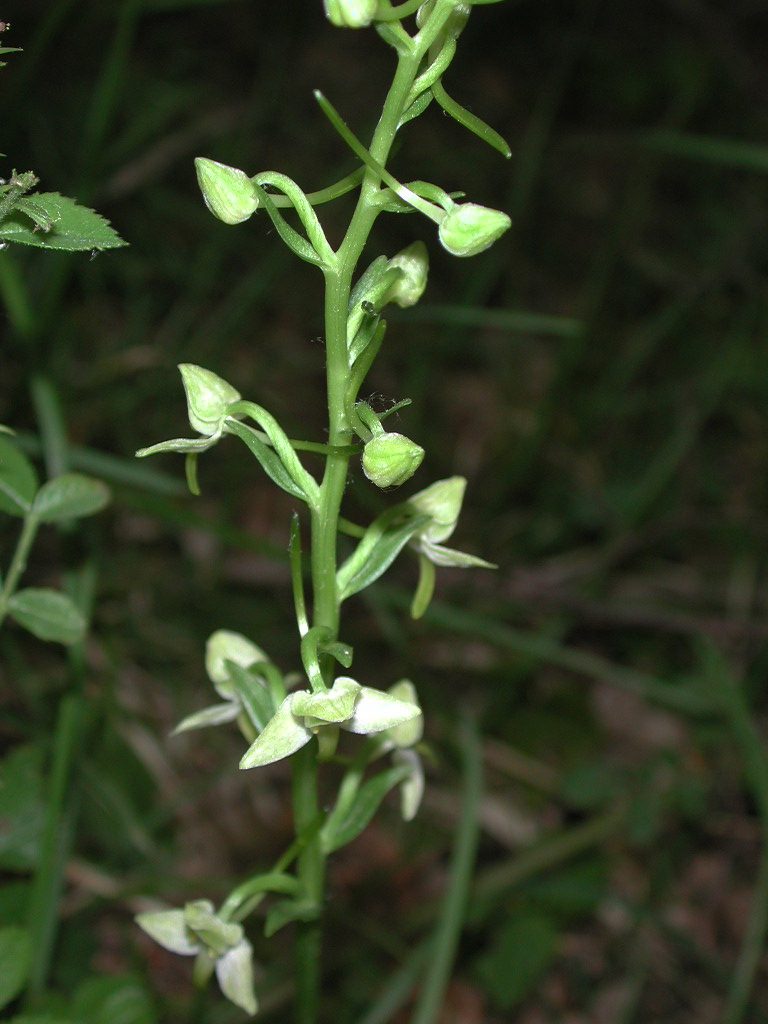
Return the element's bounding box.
[2,1,768,1021]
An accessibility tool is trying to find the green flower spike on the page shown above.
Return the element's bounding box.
[324,0,378,28]
[136,364,241,458]
[438,202,511,257]
[173,629,268,734]
[195,157,259,225]
[362,432,424,488]
[136,899,257,1015]
[240,676,421,769]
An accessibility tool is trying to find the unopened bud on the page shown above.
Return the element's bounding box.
[179,364,241,437]
[438,202,511,257]
[362,432,424,488]
[194,158,259,225]
[324,0,378,28]
[386,241,429,308]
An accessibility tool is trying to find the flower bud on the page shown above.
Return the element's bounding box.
[362,432,424,488]
[194,157,259,225]
[386,241,429,308]
[324,0,377,28]
[438,202,511,257]
[179,363,241,437]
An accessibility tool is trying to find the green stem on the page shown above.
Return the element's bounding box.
[0,513,40,627]
[289,10,462,1016]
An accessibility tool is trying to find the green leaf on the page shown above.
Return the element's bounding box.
[71,975,157,1024]
[0,925,31,1011]
[8,588,86,645]
[226,661,276,732]
[225,419,307,501]
[337,509,428,601]
[0,193,127,251]
[0,436,38,516]
[432,80,512,159]
[0,745,46,871]
[474,913,558,1010]
[322,765,408,853]
[264,898,318,939]
[32,473,110,523]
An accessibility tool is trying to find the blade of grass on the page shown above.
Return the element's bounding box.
[410,714,483,1024]
[24,694,84,999]
[701,643,768,1024]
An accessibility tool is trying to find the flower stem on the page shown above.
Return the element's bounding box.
[290,9,458,1018]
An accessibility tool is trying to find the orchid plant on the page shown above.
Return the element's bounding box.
[135,1,509,1019]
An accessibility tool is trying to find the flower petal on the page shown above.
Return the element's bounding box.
[184,900,243,957]
[172,702,240,735]
[239,695,312,769]
[205,628,268,697]
[291,677,361,723]
[135,909,200,956]
[215,938,258,1015]
[343,686,422,735]
[135,433,220,458]
[394,748,424,821]
[421,540,496,569]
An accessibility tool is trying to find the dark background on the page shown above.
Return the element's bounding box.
[2,1,768,1021]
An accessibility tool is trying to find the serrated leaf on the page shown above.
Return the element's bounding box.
[0,436,38,516]
[337,509,428,602]
[0,925,31,1011]
[8,588,86,645]
[33,473,110,523]
[0,192,126,251]
[322,766,408,853]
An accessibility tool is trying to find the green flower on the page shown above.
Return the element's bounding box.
[173,629,271,735]
[137,899,257,1015]
[240,676,421,769]
[136,364,241,458]
[407,476,494,568]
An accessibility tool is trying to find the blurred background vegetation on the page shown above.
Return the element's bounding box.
[2,1,768,1021]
